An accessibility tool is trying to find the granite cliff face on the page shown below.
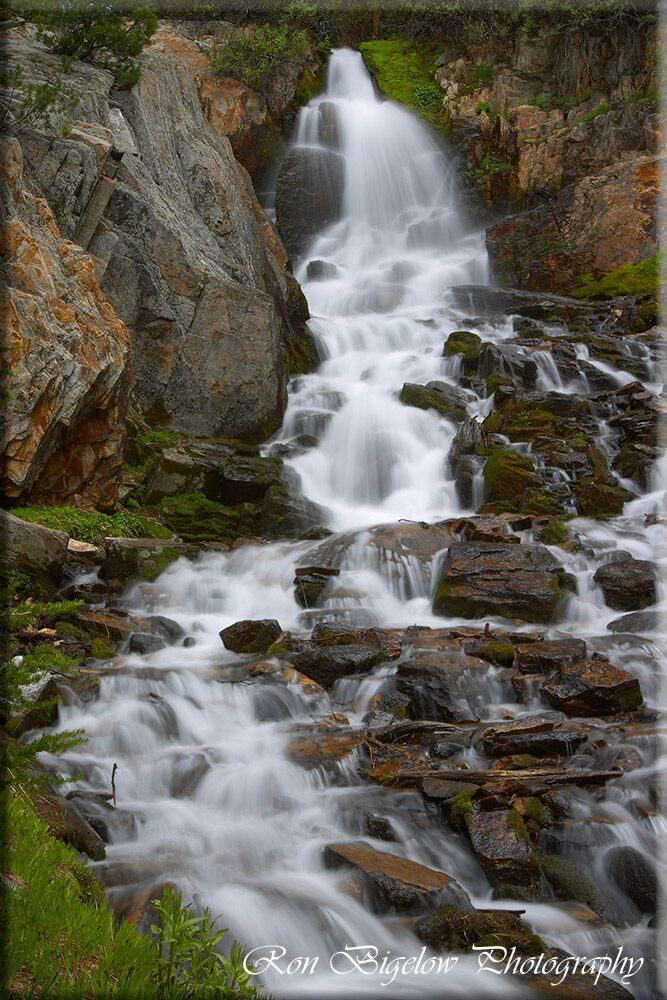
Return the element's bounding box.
[3,21,313,508]
[435,21,662,292]
[1,138,131,509]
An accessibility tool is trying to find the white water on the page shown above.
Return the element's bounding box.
[42,50,664,998]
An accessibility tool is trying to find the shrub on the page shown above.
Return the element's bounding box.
[208,23,310,91]
[151,886,262,998]
[0,64,78,135]
[575,100,609,123]
[411,80,442,116]
[31,0,158,85]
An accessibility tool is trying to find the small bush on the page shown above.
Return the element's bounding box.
[475,99,495,117]
[0,64,78,135]
[411,80,442,116]
[208,23,310,91]
[31,0,158,85]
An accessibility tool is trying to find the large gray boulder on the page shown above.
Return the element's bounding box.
[1,511,69,584]
[275,145,345,257]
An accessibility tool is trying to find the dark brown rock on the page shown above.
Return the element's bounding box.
[541,660,642,716]
[605,845,657,914]
[323,841,472,914]
[292,643,383,689]
[466,809,540,900]
[415,904,538,953]
[593,558,656,611]
[219,619,282,654]
[516,639,587,674]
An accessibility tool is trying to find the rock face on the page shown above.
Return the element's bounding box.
[605,845,657,914]
[323,842,471,913]
[433,541,566,622]
[593,558,656,611]
[1,138,131,508]
[466,809,540,900]
[12,25,312,444]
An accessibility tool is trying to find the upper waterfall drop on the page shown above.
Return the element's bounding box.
[275,48,489,531]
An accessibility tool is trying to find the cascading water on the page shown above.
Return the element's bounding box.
[42,49,664,998]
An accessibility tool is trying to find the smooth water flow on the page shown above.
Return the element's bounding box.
[44,49,664,998]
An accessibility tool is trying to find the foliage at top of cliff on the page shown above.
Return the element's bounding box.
[207,13,310,90]
[358,39,442,127]
[15,0,158,84]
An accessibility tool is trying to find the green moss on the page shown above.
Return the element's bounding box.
[449,789,475,831]
[485,373,513,396]
[538,853,604,913]
[19,643,82,674]
[521,797,546,836]
[539,520,569,545]
[475,99,495,117]
[90,637,114,659]
[399,383,465,420]
[476,642,516,666]
[482,448,538,509]
[505,754,540,770]
[285,333,319,376]
[443,330,482,371]
[0,569,50,603]
[8,505,170,544]
[358,40,445,128]
[466,150,510,178]
[53,620,89,642]
[156,492,256,544]
[8,599,84,632]
[572,254,662,324]
[507,807,532,845]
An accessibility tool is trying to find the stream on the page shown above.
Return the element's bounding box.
[43,49,664,998]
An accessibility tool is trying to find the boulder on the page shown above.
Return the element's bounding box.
[607,609,661,634]
[101,538,199,587]
[605,845,657,914]
[415,904,538,953]
[128,633,167,655]
[482,449,542,511]
[516,638,587,673]
[294,565,341,608]
[323,842,472,914]
[31,782,106,861]
[1,511,69,585]
[433,541,566,622]
[481,719,587,758]
[275,146,344,257]
[593,558,656,611]
[311,622,401,660]
[443,330,482,371]
[399,382,467,422]
[396,647,489,722]
[477,341,538,390]
[292,643,384,689]
[466,809,540,900]
[219,619,282,655]
[541,659,642,716]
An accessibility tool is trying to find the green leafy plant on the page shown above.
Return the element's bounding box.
[410,80,442,116]
[9,504,170,544]
[31,0,158,85]
[0,64,79,135]
[150,886,262,998]
[208,22,310,91]
[575,100,609,123]
[475,99,495,117]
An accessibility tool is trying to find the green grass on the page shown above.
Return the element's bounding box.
[9,505,171,544]
[7,599,84,632]
[575,100,608,123]
[527,94,568,110]
[5,791,156,997]
[358,40,443,127]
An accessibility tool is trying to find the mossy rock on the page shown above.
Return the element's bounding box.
[482,448,540,509]
[415,904,542,954]
[443,331,482,372]
[537,520,569,545]
[449,789,476,831]
[474,641,516,666]
[399,383,466,421]
[538,853,605,915]
[157,492,257,543]
[574,481,632,518]
[89,637,114,660]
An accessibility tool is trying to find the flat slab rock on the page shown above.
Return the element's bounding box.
[516,639,587,673]
[324,841,471,913]
[433,541,566,623]
[466,809,540,899]
[593,558,656,612]
[541,659,643,716]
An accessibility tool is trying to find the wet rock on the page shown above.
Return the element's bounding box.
[275,146,344,257]
[396,647,489,722]
[75,608,135,643]
[311,622,401,660]
[478,341,538,390]
[306,520,453,574]
[306,259,338,281]
[170,752,210,798]
[607,609,661,634]
[593,558,656,611]
[324,842,472,914]
[101,538,199,588]
[288,726,360,770]
[363,814,397,841]
[399,382,467,422]
[1,511,69,587]
[443,330,482,372]
[466,809,540,900]
[605,845,657,914]
[538,853,605,916]
[292,643,384,689]
[541,660,642,716]
[65,791,114,842]
[516,639,587,673]
[453,514,520,544]
[147,616,185,644]
[482,719,587,758]
[129,632,166,655]
[433,541,566,623]
[219,619,282,655]
[415,904,538,953]
[31,782,106,861]
[482,449,542,512]
[294,565,341,608]
[428,741,462,760]
[422,778,477,802]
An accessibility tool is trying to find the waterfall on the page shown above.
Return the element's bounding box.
[42,49,661,999]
